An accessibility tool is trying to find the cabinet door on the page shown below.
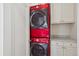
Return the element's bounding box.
[51,3,62,24]
[51,3,75,24]
[51,40,64,56]
[61,4,75,23]
[63,40,77,56]
[56,46,64,56]
[51,46,58,56]
[64,47,77,56]
[51,45,64,56]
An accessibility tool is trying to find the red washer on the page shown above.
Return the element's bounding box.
[30,3,50,56]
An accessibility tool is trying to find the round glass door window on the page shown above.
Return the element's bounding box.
[31,44,45,56]
[31,12,46,28]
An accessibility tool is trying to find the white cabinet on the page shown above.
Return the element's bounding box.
[51,40,64,56]
[51,45,64,56]
[51,3,75,24]
[51,4,62,24]
[63,40,77,56]
[61,4,75,23]
[51,40,77,56]
[56,46,64,56]
[64,47,77,56]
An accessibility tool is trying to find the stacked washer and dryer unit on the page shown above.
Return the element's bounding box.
[30,4,50,56]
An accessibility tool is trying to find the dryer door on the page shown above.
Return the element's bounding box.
[31,43,48,56]
[31,9,48,28]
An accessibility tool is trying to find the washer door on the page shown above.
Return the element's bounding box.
[31,11,47,28]
[31,44,46,56]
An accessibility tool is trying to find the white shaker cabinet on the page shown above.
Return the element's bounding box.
[51,42,77,56]
[51,40,64,56]
[51,45,64,56]
[63,41,77,56]
[51,3,62,24]
[64,47,77,56]
[51,3,75,24]
[51,39,77,56]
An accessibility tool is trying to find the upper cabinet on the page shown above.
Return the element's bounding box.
[51,3,76,24]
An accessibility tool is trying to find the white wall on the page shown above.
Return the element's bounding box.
[0,3,3,56]
[77,4,79,56]
[3,4,12,56]
[13,4,30,56]
[70,4,77,40]
[3,3,30,56]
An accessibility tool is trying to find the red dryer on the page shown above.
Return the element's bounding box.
[30,4,50,56]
